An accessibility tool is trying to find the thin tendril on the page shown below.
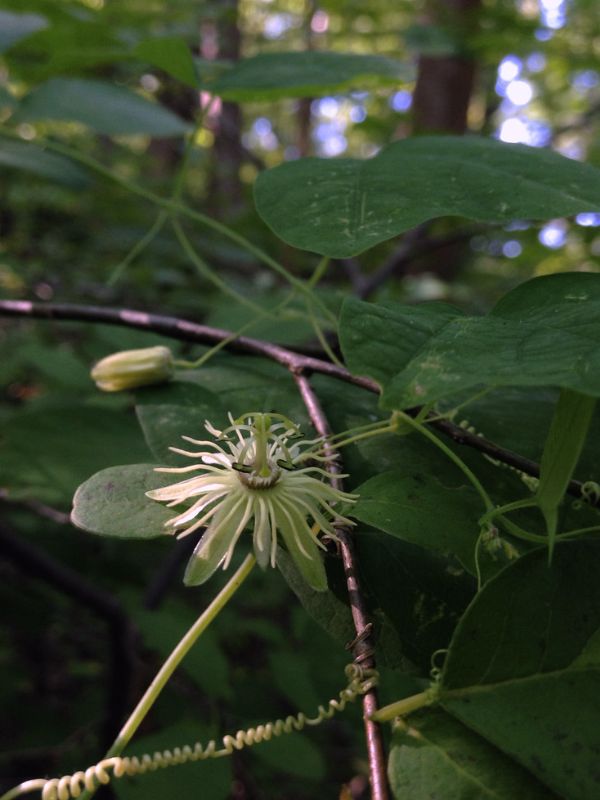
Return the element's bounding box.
[172,219,267,315]
[107,210,168,286]
[0,125,334,324]
[394,411,494,513]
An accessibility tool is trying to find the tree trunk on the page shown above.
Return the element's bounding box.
[412,0,481,134]
[204,0,244,215]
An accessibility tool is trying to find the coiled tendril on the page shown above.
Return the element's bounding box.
[1,665,378,800]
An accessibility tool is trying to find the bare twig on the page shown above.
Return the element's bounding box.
[293,373,390,800]
[0,299,377,392]
[0,298,591,503]
[0,490,71,525]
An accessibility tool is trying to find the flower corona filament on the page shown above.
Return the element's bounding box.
[146,413,356,590]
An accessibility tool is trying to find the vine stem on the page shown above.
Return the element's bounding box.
[293,372,390,800]
[395,411,494,513]
[77,553,256,800]
[0,298,593,505]
[0,126,335,325]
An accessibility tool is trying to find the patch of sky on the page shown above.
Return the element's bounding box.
[505,79,534,106]
[502,240,523,258]
[497,117,551,146]
[575,213,600,228]
[264,13,295,40]
[314,97,340,119]
[498,55,522,82]
[556,140,584,160]
[243,117,279,151]
[350,105,366,123]
[526,52,546,73]
[573,70,600,93]
[314,122,347,156]
[505,220,531,231]
[389,90,412,112]
[539,219,567,249]
[540,0,567,29]
[253,117,272,136]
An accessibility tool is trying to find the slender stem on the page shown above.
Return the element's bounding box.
[79,554,256,800]
[307,256,330,288]
[172,219,267,315]
[327,418,394,443]
[173,318,259,369]
[478,497,538,526]
[107,211,168,286]
[0,298,595,505]
[0,126,335,323]
[555,524,600,540]
[370,690,434,723]
[108,102,216,288]
[396,411,494,513]
[305,296,343,367]
[293,373,390,800]
[333,424,396,451]
[0,298,378,390]
[496,515,547,543]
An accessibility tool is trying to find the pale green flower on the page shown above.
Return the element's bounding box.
[146,413,356,590]
[91,346,173,392]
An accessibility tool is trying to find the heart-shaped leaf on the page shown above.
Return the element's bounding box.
[255,137,600,257]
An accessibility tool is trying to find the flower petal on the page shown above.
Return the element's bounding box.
[252,496,272,569]
[275,500,327,592]
[183,496,246,586]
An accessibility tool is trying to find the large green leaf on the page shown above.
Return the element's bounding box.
[0,405,149,504]
[452,386,600,484]
[7,14,127,78]
[339,297,462,390]
[0,11,48,54]
[254,137,600,257]
[135,381,225,464]
[340,273,600,409]
[440,540,600,800]
[199,51,412,101]
[14,78,191,136]
[389,709,555,799]
[71,463,174,538]
[135,37,197,88]
[0,137,89,187]
[276,548,355,648]
[279,529,474,673]
[353,469,481,573]
[178,357,308,425]
[355,530,475,672]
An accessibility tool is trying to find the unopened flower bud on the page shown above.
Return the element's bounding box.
[91,346,174,392]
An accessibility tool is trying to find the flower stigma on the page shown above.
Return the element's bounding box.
[146,413,357,591]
